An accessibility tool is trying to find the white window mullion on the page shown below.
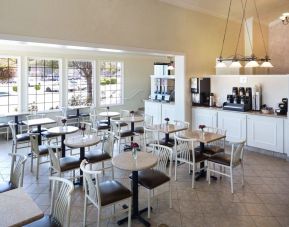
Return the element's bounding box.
[20,56,28,112]
[93,60,99,107]
[60,58,67,107]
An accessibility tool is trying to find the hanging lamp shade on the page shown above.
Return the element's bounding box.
[260,61,273,68]
[245,60,259,68]
[216,61,227,68]
[168,61,174,70]
[229,61,242,68]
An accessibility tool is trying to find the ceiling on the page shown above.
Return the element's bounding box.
[159,0,289,24]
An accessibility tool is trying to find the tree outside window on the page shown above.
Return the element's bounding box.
[0,57,18,113]
[67,61,93,106]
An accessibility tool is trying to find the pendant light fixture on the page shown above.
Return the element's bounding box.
[216,0,232,68]
[280,12,289,25]
[216,0,273,68]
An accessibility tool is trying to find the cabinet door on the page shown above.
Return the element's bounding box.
[144,101,162,124]
[161,104,176,124]
[218,112,246,142]
[247,116,284,153]
[192,108,217,130]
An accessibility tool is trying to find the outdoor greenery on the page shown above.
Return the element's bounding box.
[100,78,117,85]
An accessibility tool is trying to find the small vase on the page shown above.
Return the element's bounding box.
[132,148,137,160]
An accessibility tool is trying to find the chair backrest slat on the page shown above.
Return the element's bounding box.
[9,153,27,187]
[151,144,173,177]
[231,141,245,166]
[8,121,17,141]
[49,176,74,227]
[30,133,40,155]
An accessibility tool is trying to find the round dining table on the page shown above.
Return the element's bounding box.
[98,111,120,126]
[47,126,79,157]
[112,151,157,227]
[64,133,101,185]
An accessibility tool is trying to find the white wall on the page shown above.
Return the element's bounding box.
[211,75,289,109]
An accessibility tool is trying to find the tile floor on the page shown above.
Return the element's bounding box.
[1,138,289,227]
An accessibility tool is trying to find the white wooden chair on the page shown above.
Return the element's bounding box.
[134,114,153,148]
[8,121,30,154]
[85,131,116,175]
[24,176,74,227]
[143,125,160,152]
[137,144,173,218]
[0,122,9,141]
[48,145,81,189]
[80,160,132,227]
[174,134,207,188]
[0,153,27,193]
[207,140,246,193]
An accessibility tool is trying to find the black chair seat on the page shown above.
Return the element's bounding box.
[30,128,47,133]
[24,215,61,227]
[97,124,110,130]
[138,169,170,189]
[161,137,175,143]
[16,133,30,142]
[134,126,144,134]
[177,150,207,163]
[99,180,132,206]
[208,154,231,166]
[80,113,90,117]
[0,181,15,193]
[41,131,58,138]
[159,141,174,148]
[120,130,135,138]
[119,122,128,127]
[67,115,78,119]
[85,150,111,163]
[195,145,224,156]
[59,156,81,171]
[0,123,8,128]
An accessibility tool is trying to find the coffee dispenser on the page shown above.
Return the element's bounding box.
[191,77,211,106]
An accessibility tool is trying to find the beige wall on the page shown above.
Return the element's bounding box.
[269,21,289,74]
[0,0,245,76]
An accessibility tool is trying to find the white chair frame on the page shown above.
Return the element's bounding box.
[9,153,27,188]
[8,121,30,154]
[80,160,132,227]
[207,140,246,193]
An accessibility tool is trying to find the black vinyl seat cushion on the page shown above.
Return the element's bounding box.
[80,113,90,117]
[137,169,170,190]
[59,156,81,171]
[0,123,8,128]
[120,130,135,138]
[67,115,78,119]
[0,181,16,193]
[41,131,58,138]
[99,180,132,206]
[16,133,30,142]
[208,153,231,166]
[134,126,144,134]
[195,145,225,156]
[24,215,61,227]
[30,128,48,133]
[97,123,110,130]
[85,150,111,163]
[177,150,207,163]
[159,140,174,148]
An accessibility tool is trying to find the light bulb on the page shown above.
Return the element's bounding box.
[245,60,259,68]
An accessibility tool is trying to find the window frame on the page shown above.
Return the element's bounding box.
[98,60,124,107]
[26,56,62,112]
[0,55,21,113]
[66,58,95,107]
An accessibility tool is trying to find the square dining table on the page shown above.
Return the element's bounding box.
[0,188,44,226]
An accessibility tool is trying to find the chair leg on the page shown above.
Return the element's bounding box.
[101,161,105,176]
[30,153,33,172]
[192,164,195,188]
[230,167,234,194]
[128,198,132,227]
[169,181,172,209]
[208,163,211,185]
[83,197,87,227]
[36,156,40,180]
[241,162,244,186]
[97,207,101,227]
[147,189,151,219]
[174,156,177,181]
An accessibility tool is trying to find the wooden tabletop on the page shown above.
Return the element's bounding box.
[179,130,226,144]
[152,123,188,134]
[22,117,56,126]
[119,116,144,123]
[112,151,158,171]
[98,111,120,117]
[64,134,101,148]
[0,188,44,227]
[47,126,79,135]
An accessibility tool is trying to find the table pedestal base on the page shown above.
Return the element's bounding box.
[117,207,152,227]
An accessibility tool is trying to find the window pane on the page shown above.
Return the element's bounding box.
[0,57,19,114]
[99,61,123,106]
[67,61,93,107]
[28,58,60,111]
